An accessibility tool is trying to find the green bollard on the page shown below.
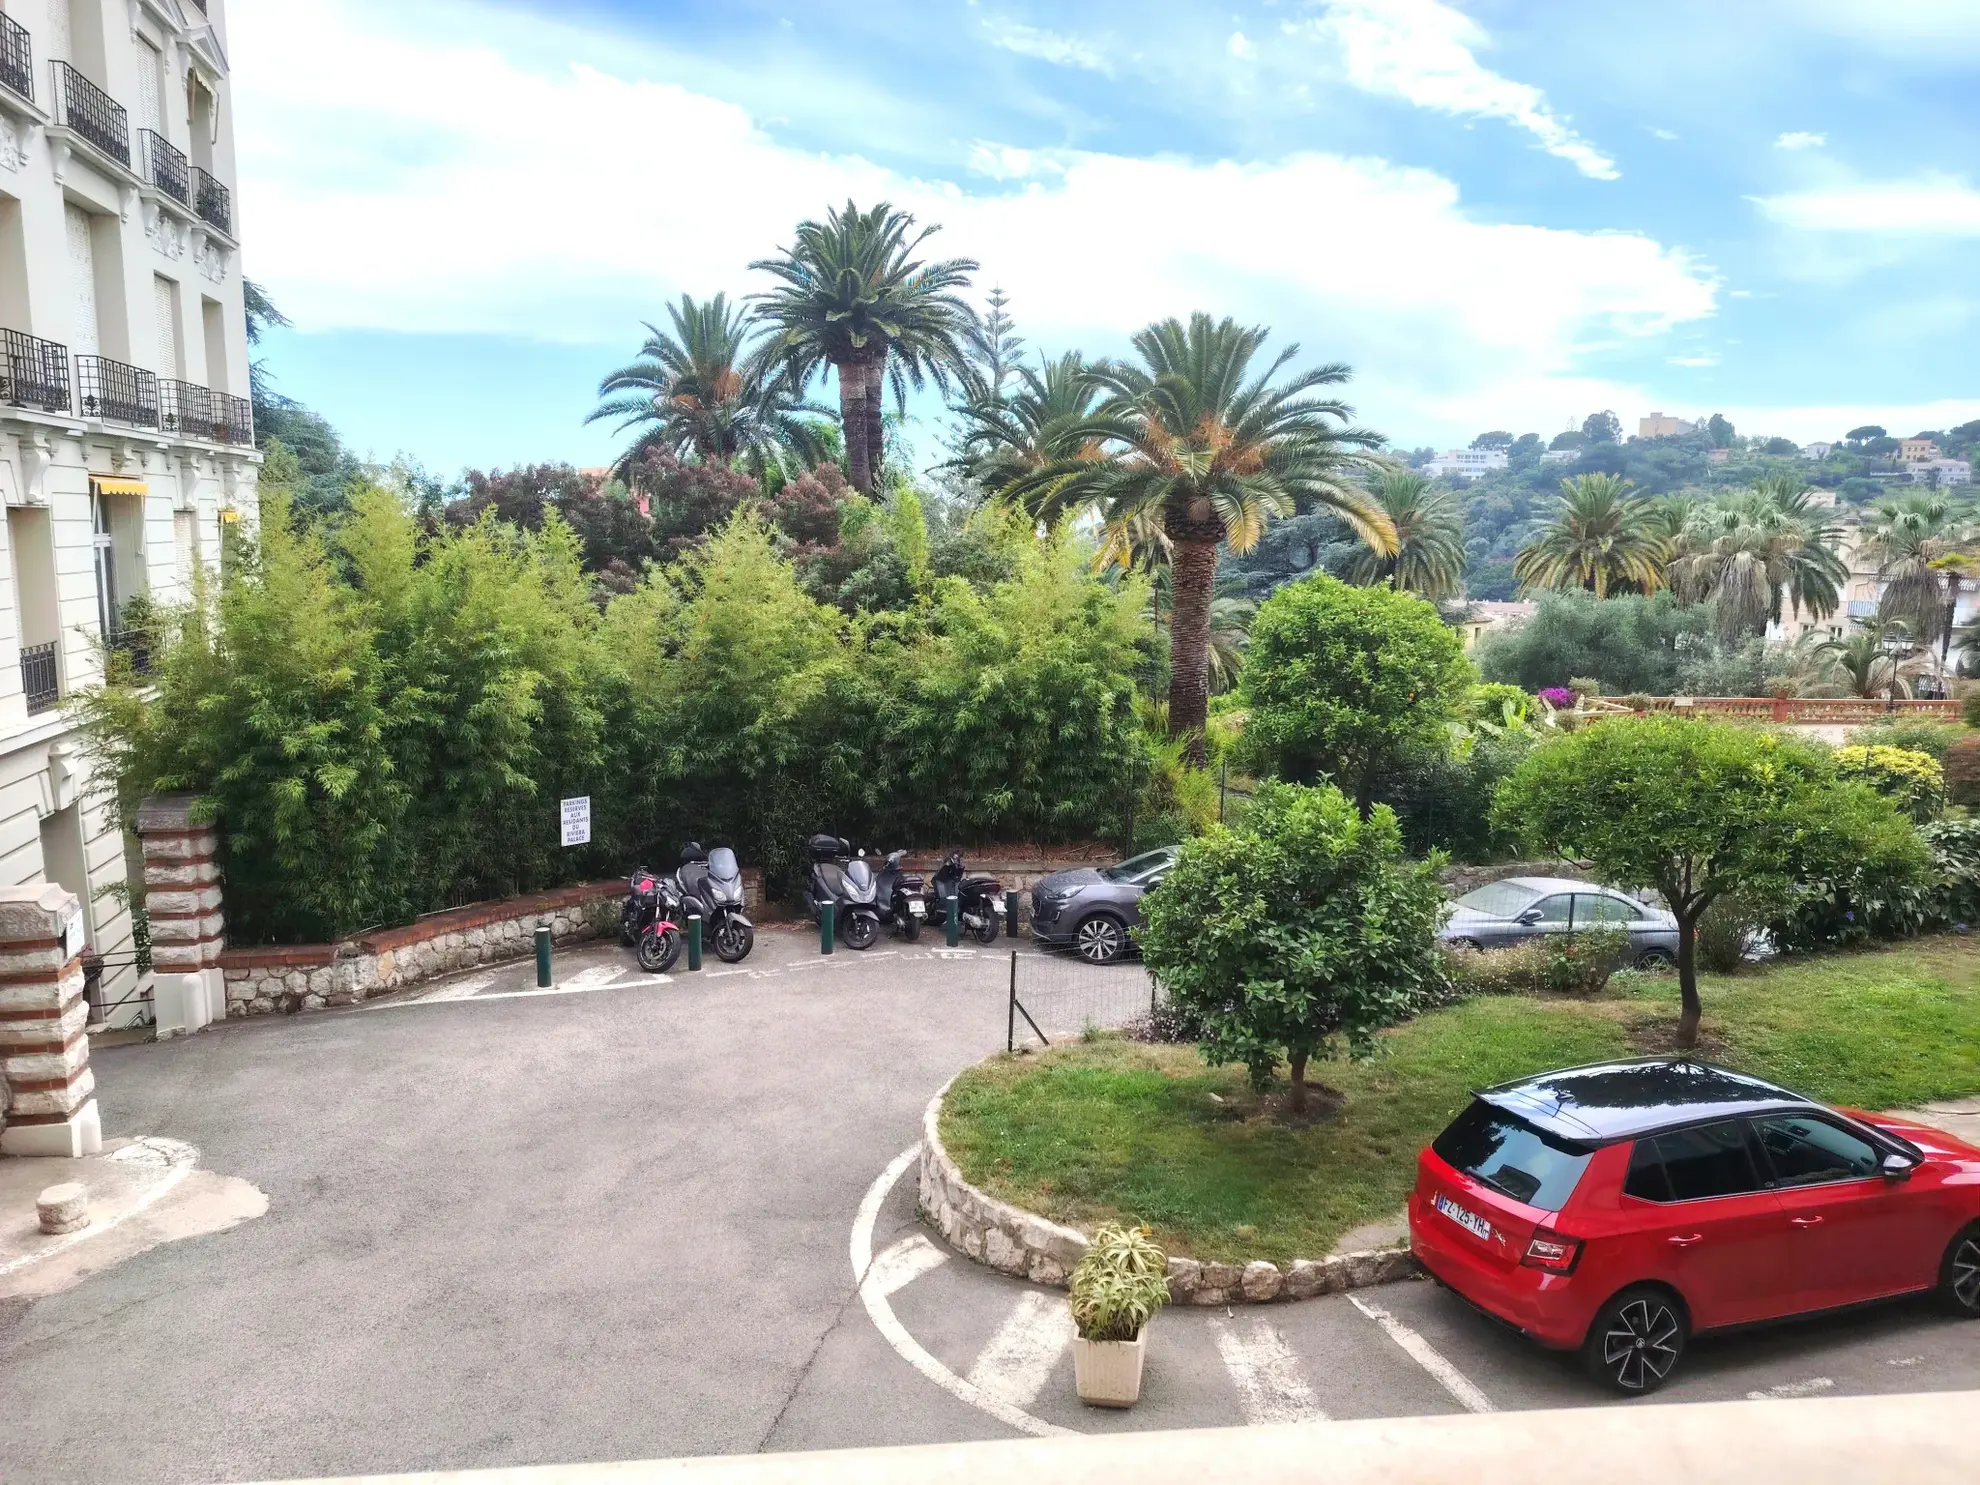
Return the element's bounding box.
[946,894,961,948]
[534,925,552,988]
[687,914,702,971]
[820,901,835,954]
[1004,890,1021,938]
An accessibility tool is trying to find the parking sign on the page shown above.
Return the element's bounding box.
[560,796,591,847]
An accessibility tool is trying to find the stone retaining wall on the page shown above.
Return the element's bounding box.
[216,883,622,1017]
[918,1083,1420,1304]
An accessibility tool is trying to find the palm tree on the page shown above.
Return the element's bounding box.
[585,293,830,478]
[1862,494,1966,650]
[1802,619,1927,699]
[950,351,1107,496]
[748,201,978,494]
[1514,473,1667,597]
[1667,476,1847,640]
[999,313,1392,761]
[1344,469,1465,600]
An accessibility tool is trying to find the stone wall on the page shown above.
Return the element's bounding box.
[0,884,103,1157]
[215,882,622,1017]
[919,1084,1419,1305]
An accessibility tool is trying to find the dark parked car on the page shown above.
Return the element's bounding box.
[1441,876,1679,968]
[1029,846,1178,964]
[1409,1058,1980,1394]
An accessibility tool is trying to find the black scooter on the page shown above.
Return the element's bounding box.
[674,842,755,963]
[873,849,927,942]
[808,834,882,950]
[931,852,1003,944]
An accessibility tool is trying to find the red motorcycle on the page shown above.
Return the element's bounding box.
[620,868,684,973]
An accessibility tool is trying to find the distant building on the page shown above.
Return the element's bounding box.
[1539,449,1579,466]
[1802,441,1835,460]
[1910,459,1972,487]
[1455,601,1535,651]
[1899,438,1942,464]
[1639,412,1697,439]
[1707,447,1731,464]
[1423,448,1509,479]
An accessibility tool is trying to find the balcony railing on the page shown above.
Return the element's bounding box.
[76,355,161,427]
[221,390,255,445]
[50,61,130,169]
[0,12,31,103]
[140,129,190,204]
[21,642,59,714]
[192,167,231,234]
[108,629,152,678]
[0,329,72,414]
[160,379,220,441]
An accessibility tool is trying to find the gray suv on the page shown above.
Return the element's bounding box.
[1441,876,1679,967]
[1030,847,1179,964]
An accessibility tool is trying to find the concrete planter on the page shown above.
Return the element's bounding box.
[1074,1327,1147,1408]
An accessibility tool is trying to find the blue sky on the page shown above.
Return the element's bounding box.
[231,0,1980,479]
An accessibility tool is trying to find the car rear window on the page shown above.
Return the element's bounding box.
[1432,1100,1593,1210]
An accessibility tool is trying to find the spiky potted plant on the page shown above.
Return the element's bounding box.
[1068,1222,1169,1408]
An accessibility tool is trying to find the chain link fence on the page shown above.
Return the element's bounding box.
[1002,945,1163,1051]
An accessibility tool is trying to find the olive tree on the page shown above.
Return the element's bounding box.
[1235,575,1473,815]
[1138,782,1447,1115]
[1493,717,1927,1046]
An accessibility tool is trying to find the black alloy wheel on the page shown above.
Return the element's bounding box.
[1635,948,1677,970]
[1583,1288,1686,1394]
[712,917,754,964]
[1942,1227,1980,1317]
[973,913,1001,946]
[1074,914,1126,965]
[637,924,682,975]
[842,911,879,950]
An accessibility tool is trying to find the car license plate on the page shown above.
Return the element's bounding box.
[908,900,926,916]
[1436,1193,1493,1243]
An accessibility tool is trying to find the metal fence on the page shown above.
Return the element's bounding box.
[1003,946,1162,1052]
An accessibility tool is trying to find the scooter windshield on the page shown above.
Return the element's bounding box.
[843,859,877,900]
[709,847,741,882]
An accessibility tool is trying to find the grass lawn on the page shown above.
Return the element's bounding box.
[938,937,1980,1266]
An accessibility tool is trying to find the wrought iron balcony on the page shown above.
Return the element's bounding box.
[161,379,222,442]
[108,629,152,677]
[0,12,31,103]
[76,355,161,427]
[220,391,255,446]
[50,61,130,169]
[140,129,189,204]
[21,641,59,714]
[192,167,231,235]
[0,329,72,414]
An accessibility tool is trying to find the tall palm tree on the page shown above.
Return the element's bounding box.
[585,293,830,478]
[748,201,978,494]
[950,351,1107,496]
[1344,469,1465,600]
[999,313,1393,761]
[1514,473,1667,598]
[1862,494,1969,655]
[1667,476,1847,640]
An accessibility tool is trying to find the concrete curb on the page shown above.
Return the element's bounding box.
[918,1081,1421,1304]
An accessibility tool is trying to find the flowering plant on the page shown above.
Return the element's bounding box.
[1538,687,1578,710]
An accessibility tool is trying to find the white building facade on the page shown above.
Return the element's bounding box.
[0,0,256,1027]
[1423,448,1508,479]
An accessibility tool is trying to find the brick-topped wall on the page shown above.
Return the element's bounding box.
[214,882,623,1018]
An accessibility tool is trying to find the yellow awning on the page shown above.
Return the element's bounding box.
[91,476,149,497]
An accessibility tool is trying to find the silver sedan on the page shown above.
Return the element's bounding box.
[1440,876,1679,968]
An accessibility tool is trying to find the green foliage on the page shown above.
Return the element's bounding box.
[1475,589,1762,696]
[1695,896,1760,974]
[1832,744,1945,823]
[1138,782,1449,1109]
[1441,940,1549,996]
[1384,729,1536,863]
[1235,575,1473,809]
[1067,1222,1170,1342]
[1466,682,1532,723]
[1442,929,1630,998]
[1923,816,1980,930]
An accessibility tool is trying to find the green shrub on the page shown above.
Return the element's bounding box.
[1068,1223,1170,1342]
[1946,735,1980,808]
[1442,941,1548,995]
[1541,927,1630,995]
[1694,896,1759,973]
[1466,682,1532,723]
[1847,719,1968,765]
[1832,744,1945,823]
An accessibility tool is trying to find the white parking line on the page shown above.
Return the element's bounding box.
[867,1234,950,1298]
[1349,1294,1497,1414]
[1211,1316,1327,1423]
[413,972,493,1003]
[966,1290,1075,1409]
[1748,1377,1835,1401]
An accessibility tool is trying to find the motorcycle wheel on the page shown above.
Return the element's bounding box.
[712,917,754,964]
[842,911,879,951]
[637,925,682,974]
[973,912,1001,946]
[899,913,922,943]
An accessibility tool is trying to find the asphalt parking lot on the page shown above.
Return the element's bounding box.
[1,928,1976,1482]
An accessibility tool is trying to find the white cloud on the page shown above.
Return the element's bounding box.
[1668,353,1720,367]
[229,0,1713,448]
[981,17,1113,75]
[1751,174,1980,234]
[1708,399,1980,445]
[1228,31,1256,60]
[1295,0,1619,180]
[1774,130,1827,150]
[1649,127,1679,141]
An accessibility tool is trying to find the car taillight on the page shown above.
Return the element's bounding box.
[1521,1229,1582,1273]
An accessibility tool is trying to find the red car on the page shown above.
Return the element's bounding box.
[1408,1058,1980,1394]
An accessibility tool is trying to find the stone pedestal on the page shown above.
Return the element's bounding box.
[135,795,227,1028]
[0,883,103,1157]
